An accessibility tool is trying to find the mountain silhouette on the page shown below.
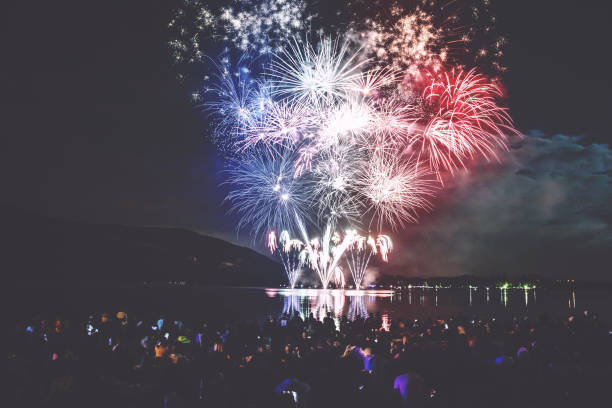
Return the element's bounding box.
[1,206,283,286]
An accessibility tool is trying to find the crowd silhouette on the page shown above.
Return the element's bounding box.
[8,308,610,407]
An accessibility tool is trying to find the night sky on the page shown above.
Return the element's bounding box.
[1,1,611,280]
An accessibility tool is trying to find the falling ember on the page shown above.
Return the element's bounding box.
[267,230,277,252]
[376,235,393,262]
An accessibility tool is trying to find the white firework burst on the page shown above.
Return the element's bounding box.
[269,37,367,107]
[357,152,435,230]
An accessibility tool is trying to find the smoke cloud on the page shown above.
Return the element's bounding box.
[391,131,612,281]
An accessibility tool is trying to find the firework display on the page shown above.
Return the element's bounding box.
[169,0,518,289]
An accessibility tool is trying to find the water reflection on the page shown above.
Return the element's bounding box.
[314,291,345,319]
[347,295,368,320]
[264,287,583,322]
[266,288,394,322]
[282,294,301,317]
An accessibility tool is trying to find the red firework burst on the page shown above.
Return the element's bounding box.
[415,68,518,177]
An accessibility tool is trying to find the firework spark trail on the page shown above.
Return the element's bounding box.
[295,218,356,290]
[345,233,376,289]
[268,230,305,288]
[333,266,346,289]
[345,232,393,289]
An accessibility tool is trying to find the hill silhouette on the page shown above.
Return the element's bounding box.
[1,207,283,286]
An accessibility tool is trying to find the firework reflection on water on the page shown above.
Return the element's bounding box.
[267,288,394,329]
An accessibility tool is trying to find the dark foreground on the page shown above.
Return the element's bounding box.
[8,308,611,408]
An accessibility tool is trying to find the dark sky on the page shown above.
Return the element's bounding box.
[1,1,611,279]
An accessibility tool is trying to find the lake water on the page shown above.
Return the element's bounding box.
[247,287,611,324]
[12,284,612,326]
